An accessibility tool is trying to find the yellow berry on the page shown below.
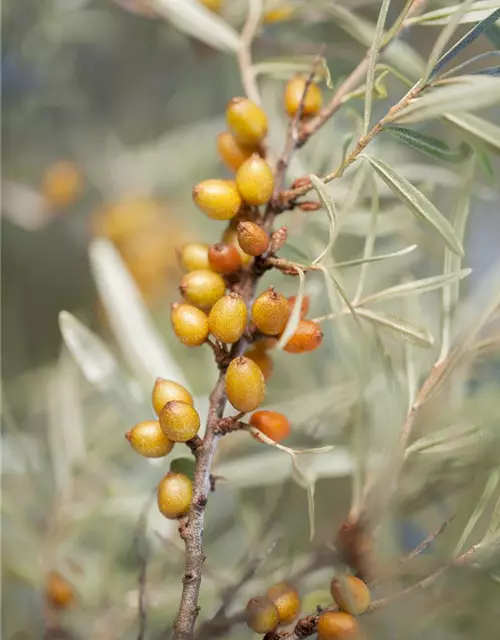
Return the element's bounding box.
[252,288,290,336]
[208,293,247,344]
[171,303,209,347]
[245,596,279,634]
[222,227,253,266]
[330,576,370,615]
[237,221,270,256]
[235,154,274,206]
[226,97,268,146]
[245,347,274,380]
[250,411,290,443]
[152,378,193,416]
[208,242,243,274]
[45,572,75,609]
[42,160,82,209]
[157,472,192,519]
[178,242,211,272]
[192,179,242,220]
[217,131,258,172]
[179,270,226,309]
[266,582,300,625]
[284,75,323,119]
[126,420,174,458]
[199,0,222,13]
[287,294,310,319]
[283,319,323,353]
[159,401,200,442]
[263,5,296,24]
[317,611,359,640]
[225,356,265,412]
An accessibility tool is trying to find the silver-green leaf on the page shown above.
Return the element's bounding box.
[356,307,434,348]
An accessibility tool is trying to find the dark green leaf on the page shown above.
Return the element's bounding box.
[385,126,469,162]
[472,65,500,76]
[485,22,500,48]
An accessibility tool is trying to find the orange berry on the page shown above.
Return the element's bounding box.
[330,576,370,615]
[159,401,200,442]
[245,347,274,380]
[245,596,279,634]
[208,242,243,274]
[42,160,82,209]
[179,269,226,309]
[152,378,193,416]
[157,472,192,519]
[252,288,290,336]
[284,75,323,119]
[237,221,270,256]
[126,420,174,458]
[266,582,300,625]
[263,5,296,24]
[200,0,222,12]
[317,611,359,640]
[208,293,247,344]
[283,319,323,353]
[192,179,242,220]
[45,571,75,609]
[171,303,209,347]
[288,294,310,319]
[226,97,268,146]
[250,411,290,443]
[225,356,265,412]
[222,227,253,266]
[235,154,274,206]
[178,242,211,272]
[217,131,258,171]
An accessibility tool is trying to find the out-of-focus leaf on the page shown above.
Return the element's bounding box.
[408,1,500,26]
[441,51,500,78]
[472,64,500,76]
[405,423,483,457]
[486,22,500,47]
[1,181,49,231]
[334,244,417,268]
[364,0,392,134]
[309,175,337,265]
[291,455,316,542]
[444,112,500,154]
[356,308,434,348]
[253,56,332,87]
[385,126,469,163]
[170,457,196,481]
[276,266,305,350]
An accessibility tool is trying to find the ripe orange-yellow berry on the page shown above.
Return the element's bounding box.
[283,319,323,353]
[171,303,209,347]
[200,0,222,13]
[178,242,211,272]
[252,288,290,336]
[45,571,75,609]
[250,411,290,443]
[263,5,296,24]
[208,293,247,344]
[157,471,192,519]
[284,75,323,119]
[288,294,310,319]
[126,420,174,458]
[266,582,300,625]
[225,356,265,412]
[237,221,270,256]
[159,401,200,442]
[42,160,82,209]
[226,97,268,146]
[245,596,280,634]
[217,131,258,171]
[179,269,226,309]
[208,242,243,274]
[330,576,370,615]
[317,611,359,640]
[152,378,193,416]
[192,179,242,220]
[222,227,253,266]
[235,154,274,206]
[245,346,274,380]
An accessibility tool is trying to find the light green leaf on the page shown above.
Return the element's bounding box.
[356,308,434,347]
[276,266,306,351]
[364,0,392,134]
[363,155,464,256]
[485,486,500,539]
[385,126,469,163]
[405,423,482,457]
[333,244,417,268]
[408,1,500,26]
[253,56,332,87]
[291,454,316,542]
[444,112,500,154]
[309,175,337,265]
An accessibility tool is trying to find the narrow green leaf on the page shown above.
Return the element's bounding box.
[253,56,332,87]
[333,244,417,268]
[444,112,500,154]
[170,457,196,481]
[355,307,434,348]
[405,423,482,457]
[440,51,500,79]
[363,155,464,256]
[385,126,469,163]
[354,171,379,303]
[486,22,500,48]
[485,487,500,538]
[473,65,500,76]
[291,454,316,542]
[276,266,306,351]
[408,1,500,26]
[475,146,495,180]
[309,175,337,265]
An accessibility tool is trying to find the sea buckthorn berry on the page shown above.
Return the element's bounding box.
[226,97,268,146]
[266,582,301,625]
[237,221,270,256]
[330,576,370,615]
[179,270,226,309]
[159,401,200,442]
[225,356,265,412]
[222,227,253,266]
[254,336,278,350]
[245,346,274,380]
[178,242,211,272]
[217,131,258,171]
[171,303,209,347]
[252,288,290,336]
[284,320,323,353]
[208,242,243,274]
[152,378,193,416]
[288,294,310,320]
[200,0,222,13]
[157,471,192,519]
[126,420,174,458]
[192,179,242,220]
[317,611,359,640]
[208,293,247,344]
[245,596,280,634]
[263,5,296,24]
[284,75,323,119]
[235,155,274,206]
[42,160,82,209]
[45,571,75,609]
[250,411,291,443]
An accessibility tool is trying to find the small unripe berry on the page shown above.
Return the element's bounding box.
[171,303,209,347]
[237,221,270,256]
[284,320,323,353]
[317,611,359,640]
[222,227,253,266]
[250,411,291,443]
[266,582,300,625]
[178,242,211,272]
[208,242,243,274]
[192,179,242,220]
[159,401,200,442]
[217,131,258,171]
[235,154,274,206]
[157,471,192,519]
[179,270,226,309]
[208,293,247,344]
[45,571,75,609]
[330,576,370,615]
[42,160,82,209]
[284,75,323,119]
[245,596,279,634]
[252,288,290,336]
[225,356,265,412]
[245,347,274,380]
[126,420,174,458]
[152,378,193,416]
[288,294,310,319]
[226,97,268,146]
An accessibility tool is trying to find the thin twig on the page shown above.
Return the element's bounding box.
[401,516,455,565]
[238,0,263,105]
[135,493,156,640]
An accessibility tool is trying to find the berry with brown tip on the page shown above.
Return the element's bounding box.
[157,471,192,519]
[222,227,253,266]
[287,294,310,319]
[283,320,323,353]
[171,303,209,347]
[208,242,243,274]
[159,401,200,442]
[225,356,265,412]
[217,131,258,171]
[152,378,193,416]
[192,179,242,220]
[208,293,247,344]
[245,596,280,634]
[317,611,359,640]
[179,269,226,309]
[245,346,274,381]
[252,288,290,336]
[178,242,211,272]
[250,411,290,443]
[45,571,75,609]
[226,97,268,146]
[284,75,323,119]
[237,221,270,256]
[126,420,174,458]
[330,576,370,615]
[266,582,300,625]
[235,154,274,206]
